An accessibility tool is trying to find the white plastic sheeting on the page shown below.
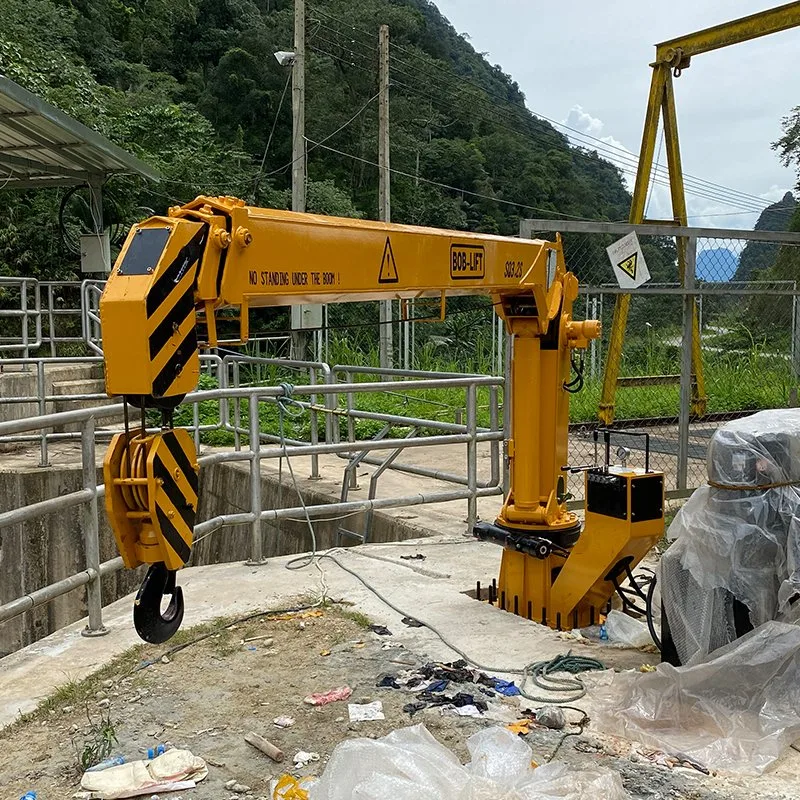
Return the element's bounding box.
[309,724,629,800]
[660,409,800,663]
[592,620,800,775]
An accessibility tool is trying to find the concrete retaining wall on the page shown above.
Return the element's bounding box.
[0,363,103,426]
[0,459,429,657]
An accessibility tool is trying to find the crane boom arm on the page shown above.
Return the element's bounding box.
[100,195,565,401]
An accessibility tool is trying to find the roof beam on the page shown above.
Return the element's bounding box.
[0,75,160,182]
[0,151,87,180]
[0,177,83,190]
[1,114,100,173]
[655,1,800,66]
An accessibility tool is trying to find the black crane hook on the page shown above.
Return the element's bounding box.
[133,562,185,644]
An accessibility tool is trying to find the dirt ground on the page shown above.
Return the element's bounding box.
[0,604,796,800]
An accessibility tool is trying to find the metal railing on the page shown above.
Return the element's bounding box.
[0,373,503,634]
[0,354,225,466]
[0,278,107,358]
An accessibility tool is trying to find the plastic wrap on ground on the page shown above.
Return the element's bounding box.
[605,610,652,648]
[660,409,800,663]
[309,723,629,799]
[591,620,800,775]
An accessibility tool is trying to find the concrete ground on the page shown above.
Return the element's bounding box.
[3,537,800,799]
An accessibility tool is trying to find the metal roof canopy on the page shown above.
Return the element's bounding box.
[0,75,159,190]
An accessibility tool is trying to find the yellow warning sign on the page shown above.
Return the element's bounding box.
[378,236,398,284]
[617,253,637,280]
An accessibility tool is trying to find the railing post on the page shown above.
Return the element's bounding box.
[48,284,56,358]
[345,370,358,490]
[233,361,242,450]
[192,400,201,453]
[246,393,267,565]
[466,383,478,535]
[21,280,30,361]
[677,236,696,492]
[489,384,500,487]
[308,366,320,479]
[323,365,336,444]
[80,416,108,637]
[37,360,48,467]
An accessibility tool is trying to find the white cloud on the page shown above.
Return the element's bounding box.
[562,105,633,162]
[561,105,793,230]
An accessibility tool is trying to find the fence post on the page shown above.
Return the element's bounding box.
[677,236,696,492]
[792,288,800,380]
[81,416,108,637]
[246,393,267,565]
[466,383,478,534]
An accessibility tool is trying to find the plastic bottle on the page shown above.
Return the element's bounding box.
[19,792,37,800]
[146,743,167,759]
[599,622,609,641]
[86,755,126,772]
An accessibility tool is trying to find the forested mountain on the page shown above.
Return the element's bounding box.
[734,191,796,282]
[0,0,634,283]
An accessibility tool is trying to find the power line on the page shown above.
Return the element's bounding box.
[253,69,292,199]
[308,139,606,221]
[380,66,771,213]
[308,8,776,211]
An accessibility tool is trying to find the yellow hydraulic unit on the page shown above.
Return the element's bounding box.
[99,196,664,643]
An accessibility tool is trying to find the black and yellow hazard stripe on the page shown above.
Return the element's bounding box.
[146,226,207,398]
[150,430,198,569]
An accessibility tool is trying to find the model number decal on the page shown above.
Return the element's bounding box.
[450,244,485,280]
[504,260,523,279]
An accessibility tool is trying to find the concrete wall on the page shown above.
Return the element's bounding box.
[0,363,104,426]
[193,461,428,564]
[0,465,144,658]
[0,459,429,657]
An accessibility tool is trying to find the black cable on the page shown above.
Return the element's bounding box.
[252,70,292,199]
[129,602,317,673]
[611,576,647,616]
[646,574,662,651]
[563,352,585,394]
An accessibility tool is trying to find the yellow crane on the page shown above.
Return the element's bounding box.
[99,195,664,643]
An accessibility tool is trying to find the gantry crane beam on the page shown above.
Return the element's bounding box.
[599,2,800,425]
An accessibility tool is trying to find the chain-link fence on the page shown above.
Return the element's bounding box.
[522,220,800,502]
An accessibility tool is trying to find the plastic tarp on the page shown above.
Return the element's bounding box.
[660,409,800,663]
[309,724,629,800]
[591,620,800,775]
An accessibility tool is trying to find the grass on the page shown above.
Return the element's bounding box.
[76,706,118,770]
[335,608,373,629]
[164,322,799,447]
[0,602,369,742]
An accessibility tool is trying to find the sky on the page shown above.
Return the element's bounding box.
[434,0,799,229]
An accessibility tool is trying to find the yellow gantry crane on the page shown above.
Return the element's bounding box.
[599,1,800,424]
[99,196,665,643]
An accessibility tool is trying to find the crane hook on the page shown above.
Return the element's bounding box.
[133,562,185,644]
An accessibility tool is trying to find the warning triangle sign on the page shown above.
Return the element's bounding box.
[617,253,637,280]
[378,236,399,284]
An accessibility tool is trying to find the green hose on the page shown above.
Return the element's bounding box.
[520,652,606,704]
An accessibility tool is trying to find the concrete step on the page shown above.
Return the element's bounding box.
[0,362,106,431]
[51,378,121,433]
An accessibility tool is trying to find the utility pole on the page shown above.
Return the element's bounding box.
[378,23,393,369]
[291,0,322,360]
